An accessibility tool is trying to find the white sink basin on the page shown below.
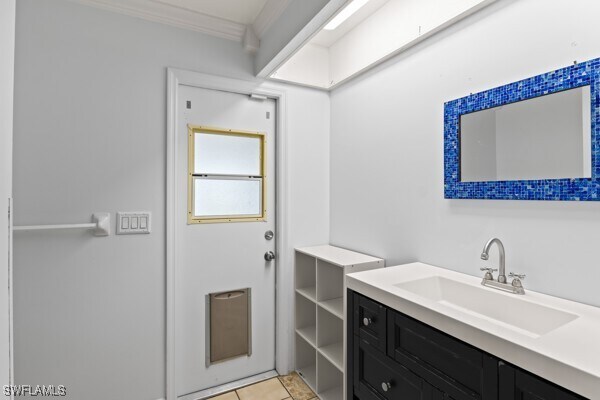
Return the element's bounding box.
[394,276,578,338]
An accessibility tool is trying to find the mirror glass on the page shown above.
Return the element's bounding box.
[460,86,592,182]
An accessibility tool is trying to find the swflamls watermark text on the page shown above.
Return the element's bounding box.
[3,385,67,397]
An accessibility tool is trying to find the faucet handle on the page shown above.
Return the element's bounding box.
[480,267,498,273]
[480,267,497,280]
[509,272,526,289]
[509,272,526,280]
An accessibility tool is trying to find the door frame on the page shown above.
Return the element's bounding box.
[166,68,291,400]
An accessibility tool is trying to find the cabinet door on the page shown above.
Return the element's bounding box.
[354,338,426,400]
[498,362,586,400]
[388,309,498,400]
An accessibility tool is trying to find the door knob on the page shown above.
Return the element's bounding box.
[381,381,392,392]
[264,251,276,261]
[363,317,372,326]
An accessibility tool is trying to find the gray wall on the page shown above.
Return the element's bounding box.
[330,0,600,307]
[13,1,329,399]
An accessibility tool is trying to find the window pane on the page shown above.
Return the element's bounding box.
[194,132,261,176]
[194,177,262,217]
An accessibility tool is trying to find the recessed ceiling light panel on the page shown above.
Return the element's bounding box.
[324,0,369,30]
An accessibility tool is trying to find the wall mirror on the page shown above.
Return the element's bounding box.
[444,58,600,200]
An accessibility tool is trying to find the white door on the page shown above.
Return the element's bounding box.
[175,85,277,396]
[0,0,15,392]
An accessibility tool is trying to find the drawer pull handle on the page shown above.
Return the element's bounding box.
[381,381,392,392]
[363,317,373,326]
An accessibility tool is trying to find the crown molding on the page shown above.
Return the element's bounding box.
[253,0,291,38]
[68,0,247,42]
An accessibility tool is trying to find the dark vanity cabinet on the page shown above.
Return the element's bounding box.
[348,290,588,400]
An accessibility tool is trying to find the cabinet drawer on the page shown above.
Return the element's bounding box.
[354,338,424,400]
[353,293,386,352]
[388,311,495,399]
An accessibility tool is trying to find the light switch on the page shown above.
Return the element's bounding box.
[117,212,151,235]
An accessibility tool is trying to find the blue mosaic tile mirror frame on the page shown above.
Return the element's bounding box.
[444,58,600,201]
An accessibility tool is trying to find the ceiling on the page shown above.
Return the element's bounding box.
[69,0,291,42]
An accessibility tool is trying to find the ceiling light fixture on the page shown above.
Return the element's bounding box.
[324,0,369,30]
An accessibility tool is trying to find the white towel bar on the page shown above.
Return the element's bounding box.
[13,213,110,236]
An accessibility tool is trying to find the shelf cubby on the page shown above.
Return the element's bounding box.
[317,306,343,371]
[316,260,343,303]
[317,353,343,400]
[296,333,317,393]
[295,293,317,347]
[295,251,316,302]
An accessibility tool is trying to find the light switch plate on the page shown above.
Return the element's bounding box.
[117,212,151,235]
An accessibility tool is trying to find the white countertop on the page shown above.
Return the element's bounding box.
[346,262,600,399]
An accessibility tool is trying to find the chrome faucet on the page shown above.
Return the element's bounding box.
[479,238,525,295]
[481,238,506,283]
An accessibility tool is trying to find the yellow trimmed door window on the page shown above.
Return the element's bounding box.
[188,125,266,224]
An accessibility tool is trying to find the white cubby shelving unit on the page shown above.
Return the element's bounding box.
[294,245,384,400]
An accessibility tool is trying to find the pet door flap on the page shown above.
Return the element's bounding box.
[207,288,251,365]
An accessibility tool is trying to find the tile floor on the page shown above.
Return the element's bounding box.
[209,372,317,400]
